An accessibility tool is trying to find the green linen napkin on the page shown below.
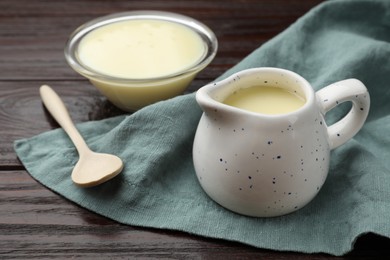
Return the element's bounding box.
[14,0,390,255]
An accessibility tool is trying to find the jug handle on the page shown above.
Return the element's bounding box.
[316,79,370,150]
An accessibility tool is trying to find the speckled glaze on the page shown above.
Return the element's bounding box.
[193,67,370,217]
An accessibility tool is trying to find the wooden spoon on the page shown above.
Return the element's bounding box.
[39,85,123,187]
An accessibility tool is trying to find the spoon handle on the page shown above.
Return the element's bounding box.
[39,85,89,155]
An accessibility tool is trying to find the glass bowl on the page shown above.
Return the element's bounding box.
[64,11,218,111]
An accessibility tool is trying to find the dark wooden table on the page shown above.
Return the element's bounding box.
[2,0,390,258]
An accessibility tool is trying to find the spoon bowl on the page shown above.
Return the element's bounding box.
[72,151,123,187]
[40,84,123,187]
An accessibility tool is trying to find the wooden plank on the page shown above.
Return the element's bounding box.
[1,171,390,258]
[0,0,323,80]
[0,170,338,259]
[0,80,126,166]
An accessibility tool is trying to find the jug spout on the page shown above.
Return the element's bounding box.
[196,82,221,114]
[196,75,242,115]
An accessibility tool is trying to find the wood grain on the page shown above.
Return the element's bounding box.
[2,0,389,258]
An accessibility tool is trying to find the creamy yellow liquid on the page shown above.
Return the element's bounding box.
[78,19,205,79]
[223,86,305,115]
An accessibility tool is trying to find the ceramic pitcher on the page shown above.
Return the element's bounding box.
[193,67,370,217]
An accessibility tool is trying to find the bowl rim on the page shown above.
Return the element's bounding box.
[64,10,218,84]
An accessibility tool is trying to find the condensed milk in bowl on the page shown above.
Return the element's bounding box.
[65,11,218,111]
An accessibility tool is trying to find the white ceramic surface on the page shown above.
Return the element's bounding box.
[193,67,370,217]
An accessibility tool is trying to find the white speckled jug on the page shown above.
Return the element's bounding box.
[193,67,370,217]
